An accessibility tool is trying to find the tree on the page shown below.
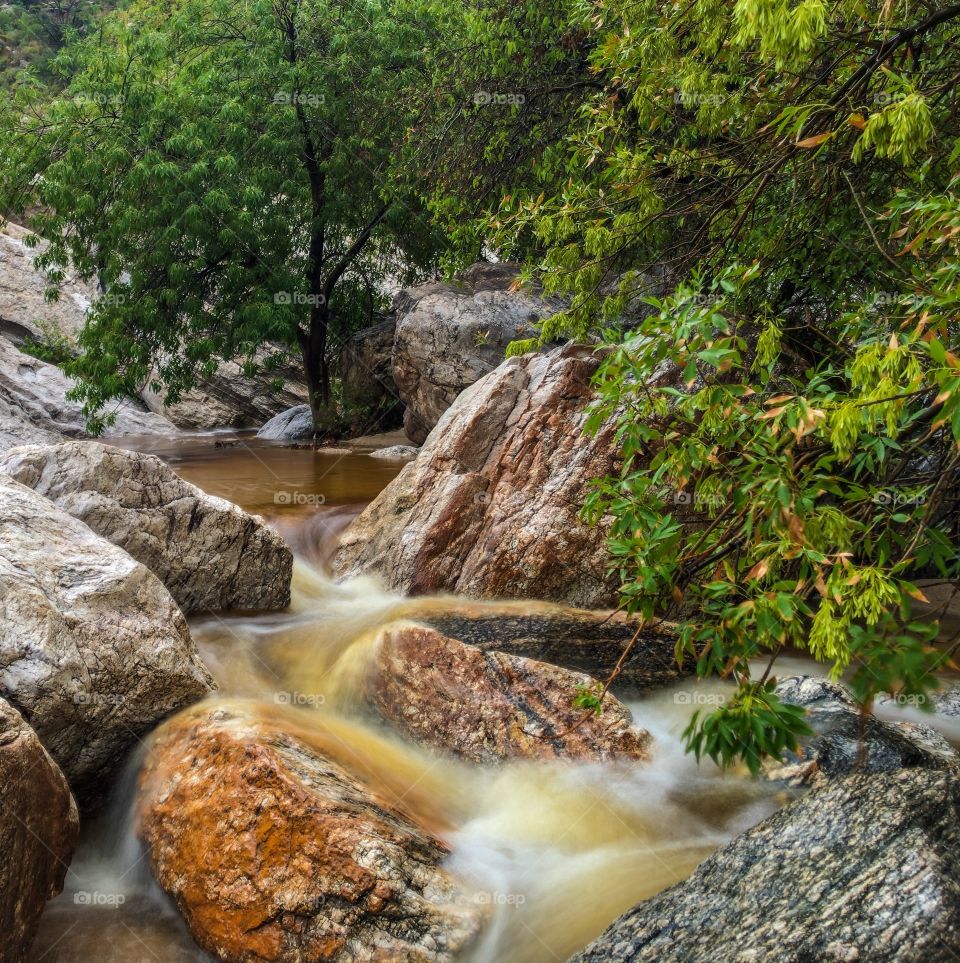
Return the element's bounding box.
[0,0,444,433]
[429,0,960,770]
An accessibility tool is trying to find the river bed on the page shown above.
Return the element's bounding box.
[23,432,901,962]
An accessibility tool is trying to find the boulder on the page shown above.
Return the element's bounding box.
[340,319,404,432]
[570,769,960,962]
[0,441,293,613]
[138,703,485,962]
[0,473,215,807]
[0,336,176,454]
[766,676,960,786]
[0,698,79,962]
[392,263,566,443]
[0,222,95,345]
[369,444,419,460]
[140,350,310,431]
[369,625,652,764]
[333,344,624,608]
[420,608,688,697]
[257,403,315,441]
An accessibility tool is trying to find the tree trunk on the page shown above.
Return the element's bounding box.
[299,309,331,438]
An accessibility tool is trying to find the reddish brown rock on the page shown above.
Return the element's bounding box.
[0,698,79,963]
[369,625,652,764]
[138,703,485,963]
[333,344,624,608]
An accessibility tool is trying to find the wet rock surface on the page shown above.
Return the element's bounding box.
[767,676,960,786]
[369,625,652,764]
[0,697,79,963]
[334,344,624,608]
[422,609,688,697]
[0,473,215,807]
[0,441,293,613]
[570,768,960,962]
[138,703,485,962]
[392,263,565,443]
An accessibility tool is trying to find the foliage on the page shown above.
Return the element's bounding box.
[0,0,444,433]
[428,0,960,768]
[0,0,122,90]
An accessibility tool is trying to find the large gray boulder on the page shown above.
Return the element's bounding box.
[256,403,315,441]
[571,769,960,962]
[0,698,79,963]
[333,344,624,608]
[0,441,292,613]
[392,262,566,443]
[0,337,176,453]
[0,473,215,807]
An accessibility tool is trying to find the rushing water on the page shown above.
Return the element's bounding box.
[31,432,796,962]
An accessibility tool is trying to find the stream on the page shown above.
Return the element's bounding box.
[25,432,834,961]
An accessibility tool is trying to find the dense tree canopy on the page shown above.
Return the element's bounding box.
[421,0,960,768]
[1,0,444,431]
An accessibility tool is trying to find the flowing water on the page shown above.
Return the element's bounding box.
[27,432,819,961]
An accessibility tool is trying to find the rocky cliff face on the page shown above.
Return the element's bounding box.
[392,263,566,443]
[334,344,622,608]
[0,336,176,453]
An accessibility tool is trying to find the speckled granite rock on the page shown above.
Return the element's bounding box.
[334,344,634,608]
[765,677,959,786]
[0,698,79,962]
[0,441,292,613]
[421,608,688,697]
[392,263,566,443]
[369,625,652,764]
[138,703,486,962]
[0,473,215,808]
[570,769,960,962]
